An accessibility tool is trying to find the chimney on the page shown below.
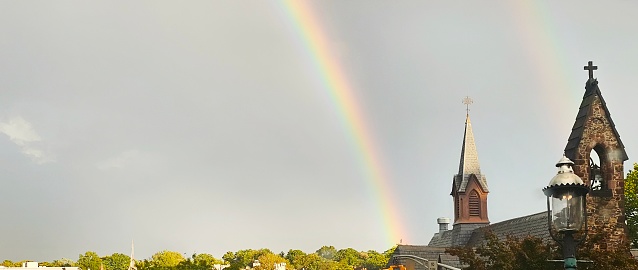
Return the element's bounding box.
[437,217,450,232]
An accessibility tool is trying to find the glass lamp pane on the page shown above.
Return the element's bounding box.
[551,190,585,232]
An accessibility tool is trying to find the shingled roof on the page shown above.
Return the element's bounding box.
[564,78,628,161]
[390,245,462,269]
[452,114,488,194]
[465,211,550,247]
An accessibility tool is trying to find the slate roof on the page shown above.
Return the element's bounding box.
[390,245,462,269]
[465,211,550,247]
[428,223,488,248]
[564,78,628,161]
[453,114,488,194]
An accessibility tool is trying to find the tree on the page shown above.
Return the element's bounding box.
[102,253,130,270]
[334,248,363,268]
[285,252,333,270]
[40,259,77,267]
[1,260,19,267]
[362,250,387,270]
[625,163,638,248]
[285,249,307,270]
[150,250,185,268]
[576,227,638,270]
[192,253,222,268]
[51,258,77,267]
[254,253,288,270]
[224,249,274,270]
[447,230,556,270]
[315,246,337,261]
[447,228,638,270]
[78,251,103,270]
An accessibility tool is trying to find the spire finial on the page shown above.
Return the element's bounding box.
[462,96,473,115]
[584,61,598,79]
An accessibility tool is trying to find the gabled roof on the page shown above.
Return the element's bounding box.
[453,114,488,193]
[564,78,628,161]
[391,245,462,269]
[427,212,549,249]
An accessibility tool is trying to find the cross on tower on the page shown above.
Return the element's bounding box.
[462,96,473,114]
[584,61,598,79]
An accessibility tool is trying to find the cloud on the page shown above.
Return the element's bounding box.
[0,116,53,164]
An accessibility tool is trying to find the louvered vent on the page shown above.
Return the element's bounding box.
[469,190,480,217]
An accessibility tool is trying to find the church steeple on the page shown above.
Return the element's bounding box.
[455,114,489,193]
[451,98,489,225]
[562,61,628,250]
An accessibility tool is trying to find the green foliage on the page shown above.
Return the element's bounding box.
[286,252,333,270]
[78,251,103,270]
[1,260,20,267]
[191,253,222,268]
[315,246,337,261]
[361,250,387,270]
[382,245,397,259]
[150,250,185,268]
[625,163,638,248]
[447,230,557,270]
[334,248,363,267]
[254,252,288,270]
[285,249,307,269]
[447,229,638,270]
[40,258,77,267]
[54,258,77,267]
[102,253,130,270]
[576,228,638,270]
[2,246,398,270]
[223,249,274,270]
[169,253,223,270]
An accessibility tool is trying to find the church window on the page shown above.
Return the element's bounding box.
[469,190,480,217]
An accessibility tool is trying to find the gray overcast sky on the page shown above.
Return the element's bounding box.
[1,0,638,262]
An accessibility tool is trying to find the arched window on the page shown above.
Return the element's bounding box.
[469,190,480,217]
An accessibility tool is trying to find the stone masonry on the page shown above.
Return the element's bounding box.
[565,78,628,251]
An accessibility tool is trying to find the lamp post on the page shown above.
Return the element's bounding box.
[543,155,589,270]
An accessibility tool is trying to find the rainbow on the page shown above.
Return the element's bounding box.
[280,1,406,247]
[507,2,584,114]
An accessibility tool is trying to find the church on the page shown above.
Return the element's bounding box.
[389,61,630,269]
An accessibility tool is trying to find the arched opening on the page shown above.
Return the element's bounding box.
[590,149,602,190]
[589,145,611,196]
[469,190,480,217]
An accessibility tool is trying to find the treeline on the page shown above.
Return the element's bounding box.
[1,245,396,270]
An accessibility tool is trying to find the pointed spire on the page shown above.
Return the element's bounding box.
[128,240,137,270]
[454,105,488,193]
[458,114,481,176]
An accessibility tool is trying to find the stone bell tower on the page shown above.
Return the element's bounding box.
[564,61,628,250]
